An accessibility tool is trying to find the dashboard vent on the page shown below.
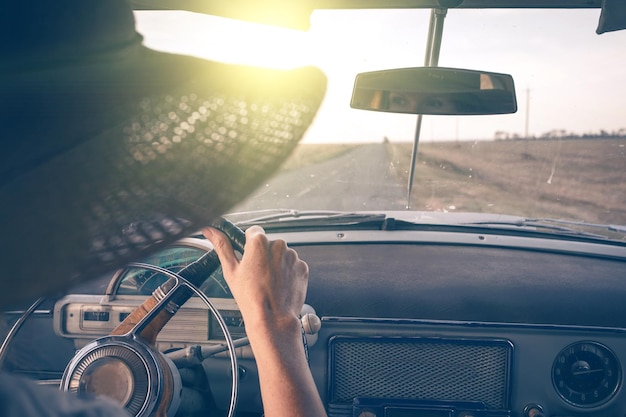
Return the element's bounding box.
[329,337,511,410]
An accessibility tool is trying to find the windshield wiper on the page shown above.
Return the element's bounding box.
[226,209,387,228]
[462,217,625,240]
[223,210,625,241]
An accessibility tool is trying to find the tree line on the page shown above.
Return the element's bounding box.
[494,128,626,141]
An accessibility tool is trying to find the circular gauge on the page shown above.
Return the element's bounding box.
[552,341,621,408]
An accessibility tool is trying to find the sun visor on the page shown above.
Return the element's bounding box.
[131,0,314,30]
[596,0,626,34]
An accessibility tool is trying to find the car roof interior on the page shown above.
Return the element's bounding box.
[131,0,604,11]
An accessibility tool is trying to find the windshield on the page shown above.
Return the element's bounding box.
[135,8,626,230]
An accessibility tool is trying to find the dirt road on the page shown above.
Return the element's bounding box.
[233,143,408,212]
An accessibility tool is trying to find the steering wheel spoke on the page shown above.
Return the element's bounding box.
[111,267,192,345]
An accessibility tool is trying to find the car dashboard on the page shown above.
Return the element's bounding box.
[19,226,626,417]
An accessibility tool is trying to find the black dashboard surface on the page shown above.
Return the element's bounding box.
[297,243,626,327]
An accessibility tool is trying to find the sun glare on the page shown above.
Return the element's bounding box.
[135,10,314,70]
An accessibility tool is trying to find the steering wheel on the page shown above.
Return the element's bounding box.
[60,219,246,417]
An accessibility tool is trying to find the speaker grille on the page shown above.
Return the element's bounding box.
[329,337,511,409]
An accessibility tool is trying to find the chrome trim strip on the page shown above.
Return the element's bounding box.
[321,316,626,334]
[267,230,626,260]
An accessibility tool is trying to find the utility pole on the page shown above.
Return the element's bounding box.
[525,87,530,139]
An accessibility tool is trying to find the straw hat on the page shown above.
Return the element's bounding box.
[0,0,326,308]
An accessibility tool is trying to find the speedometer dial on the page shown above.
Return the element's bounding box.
[552,341,621,408]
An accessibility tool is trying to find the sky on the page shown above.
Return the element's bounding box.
[135,8,626,143]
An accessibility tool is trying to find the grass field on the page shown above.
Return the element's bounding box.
[387,138,626,225]
[285,138,626,225]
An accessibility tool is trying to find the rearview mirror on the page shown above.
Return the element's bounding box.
[351,67,517,115]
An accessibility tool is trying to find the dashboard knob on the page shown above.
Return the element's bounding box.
[300,304,321,346]
[524,405,545,417]
[301,313,321,335]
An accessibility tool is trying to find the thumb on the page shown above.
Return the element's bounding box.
[202,227,239,275]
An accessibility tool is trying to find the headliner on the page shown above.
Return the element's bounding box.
[131,0,603,10]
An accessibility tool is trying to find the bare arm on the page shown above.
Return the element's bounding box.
[202,226,327,417]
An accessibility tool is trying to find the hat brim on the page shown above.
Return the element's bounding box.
[1,43,326,308]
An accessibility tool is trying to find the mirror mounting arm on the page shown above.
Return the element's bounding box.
[407,7,448,209]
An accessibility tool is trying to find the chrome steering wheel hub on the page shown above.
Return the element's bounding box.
[62,336,181,417]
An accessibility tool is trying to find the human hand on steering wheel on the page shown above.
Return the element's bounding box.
[202,225,327,417]
[202,225,309,341]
